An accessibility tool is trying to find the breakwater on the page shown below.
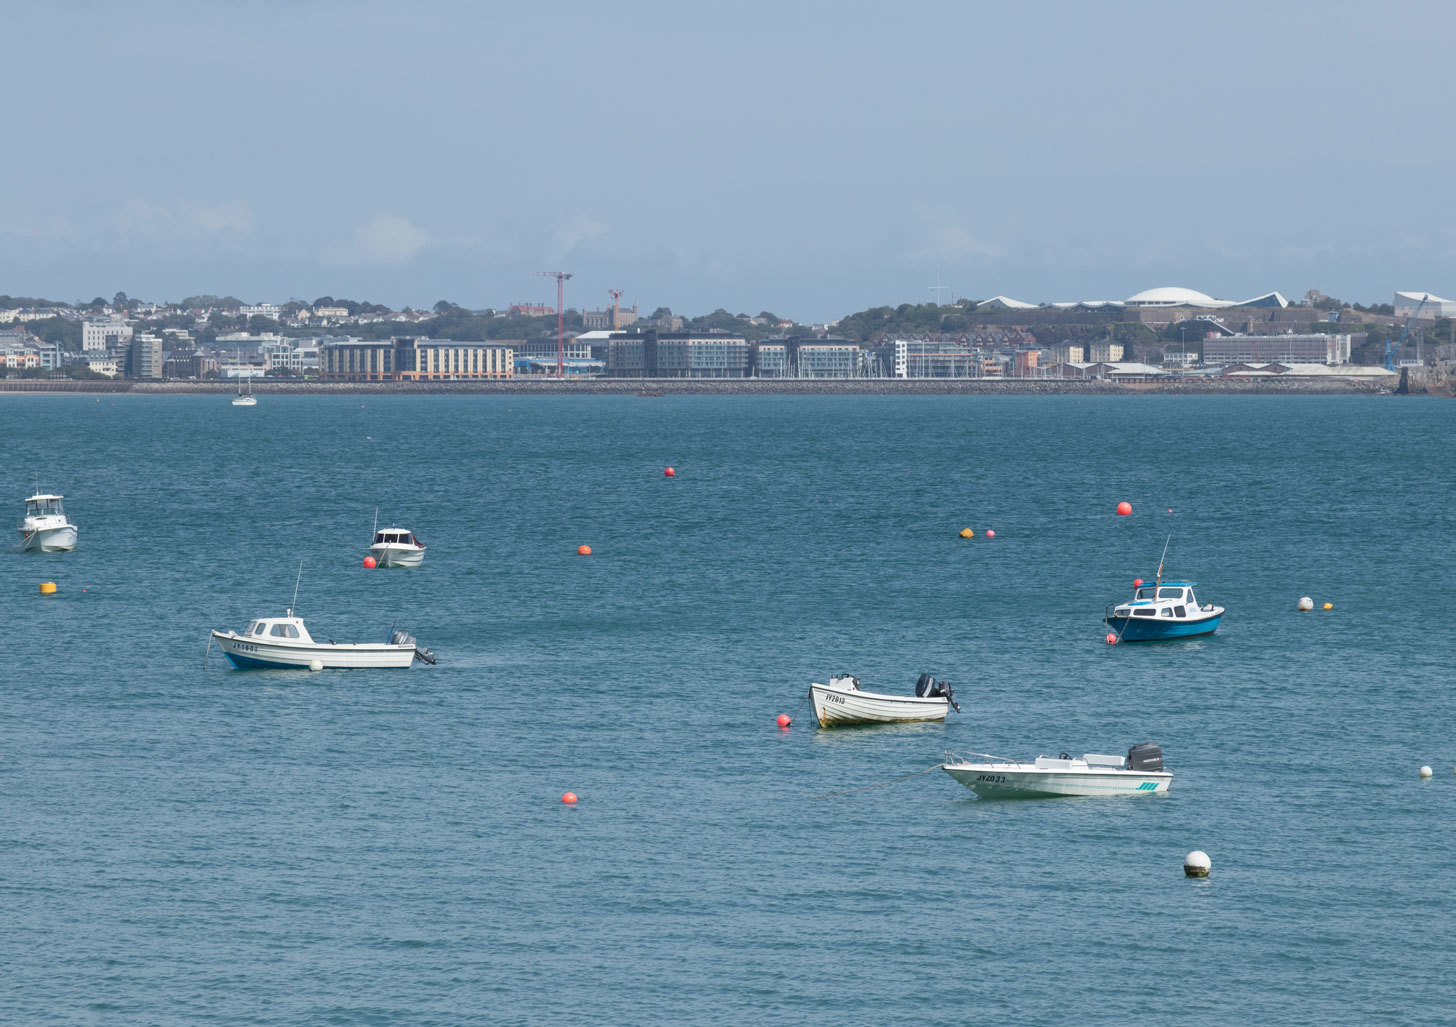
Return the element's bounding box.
[0,376,1398,396]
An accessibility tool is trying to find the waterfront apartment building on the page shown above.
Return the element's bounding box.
[605,331,749,378]
[753,343,789,377]
[796,343,861,378]
[320,337,514,381]
[1202,333,1351,365]
[83,317,132,353]
[128,332,163,379]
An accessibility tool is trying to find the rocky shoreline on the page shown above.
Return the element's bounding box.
[0,377,1403,396]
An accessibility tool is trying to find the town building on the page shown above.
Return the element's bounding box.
[753,343,789,377]
[582,304,640,331]
[312,306,351,321]
[128,332,163,379]
[239,303,282,320]
[0,344,40,371]
[1394,291,1456,319]
[320,337,514,381]
[605,331,750,378]
[83,317,133,352]
[1202,333,1351,365]
[795,342,861,378]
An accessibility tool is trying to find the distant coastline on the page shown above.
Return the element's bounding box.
[0,377,1412,396]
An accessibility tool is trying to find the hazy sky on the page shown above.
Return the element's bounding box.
[5,0,1454,321]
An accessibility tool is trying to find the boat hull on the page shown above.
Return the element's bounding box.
[1105,612,1221,641]
[370,544,424,568]
[212,631,415,670]
[18,525,78,552]
[942,764,1172,799]
[231,396,257,407]
[810,684,949,727]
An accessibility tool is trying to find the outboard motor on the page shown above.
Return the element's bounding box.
[391,628,437,665]
[1127,742,1163,772]
[916,674,961,713]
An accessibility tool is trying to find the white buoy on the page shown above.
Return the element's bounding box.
[1184,850,1211,878]
[1297,596,1314,611]
[309,659,323,672]
[1420,765,1433,778]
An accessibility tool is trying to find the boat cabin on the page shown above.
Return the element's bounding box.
[1114,581,1206,620]
[240,615,315,644]
[24,494,66,518]
[372,529,423,548]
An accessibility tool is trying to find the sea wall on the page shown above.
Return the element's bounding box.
[0,377,1398,396]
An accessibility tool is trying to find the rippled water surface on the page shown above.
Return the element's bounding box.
[3,393,1454,1025]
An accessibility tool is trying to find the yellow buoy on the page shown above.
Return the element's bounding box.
[959,528,974,538]
[39,581,57,595]
[1322,602,1333,611]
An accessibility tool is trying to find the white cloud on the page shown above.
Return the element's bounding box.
[181,200,255,234]
[115,198,255,238]
[897,223,1003,266]
[350,213,431,264]
[550,214,608,257]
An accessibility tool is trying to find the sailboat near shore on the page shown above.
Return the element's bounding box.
[231,351,257,406]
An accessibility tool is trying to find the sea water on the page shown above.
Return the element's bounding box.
[3,393,1454,1025]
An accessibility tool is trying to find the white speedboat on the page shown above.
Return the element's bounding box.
[210,611,435,670]
[369,526,426,568]
[809,673,960,728]
[941,743,1172,798]
[18,493,79,552]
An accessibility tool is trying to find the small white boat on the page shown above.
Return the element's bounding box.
[941,743,1172,799]
[231,353,258,405]
[210,611,435,670]
[18,493,79,552]
[809,673,960,728]
[369,526,426,568]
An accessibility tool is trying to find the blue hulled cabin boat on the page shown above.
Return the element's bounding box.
[1104,581,1223,641]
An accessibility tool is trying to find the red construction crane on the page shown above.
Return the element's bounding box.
[535,271,573,376]
[608,288,623,329]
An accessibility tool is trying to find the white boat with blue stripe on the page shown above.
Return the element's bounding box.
[1103,580,1223,641]
[942,743,1172,799]
[210,611,434,670]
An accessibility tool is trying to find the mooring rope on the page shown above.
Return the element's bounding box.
[809,763,943,800]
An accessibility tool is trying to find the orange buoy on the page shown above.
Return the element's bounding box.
[664,467,675,477]
[776,714,791,728]
[959,528,973,538]
[1116,501,1132,516]
[577,544,592,556]
[561,792,578,804]
[1106,633,1118,645]
[363,556,376,569]
[985,529,995,538]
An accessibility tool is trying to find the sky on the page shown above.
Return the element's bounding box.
[4,0,1456,322]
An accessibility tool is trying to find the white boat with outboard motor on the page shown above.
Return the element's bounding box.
[209,611,435,670]
[941,743,1171,798]
[17,493,79,552]
[809,673,960,728]
[207,565,435,670]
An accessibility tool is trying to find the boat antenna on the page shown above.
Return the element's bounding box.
[1155,535,1170,591]
[290,560,303,616]
[372,505,378,544]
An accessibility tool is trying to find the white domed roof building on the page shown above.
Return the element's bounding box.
[1124,286,1288,309]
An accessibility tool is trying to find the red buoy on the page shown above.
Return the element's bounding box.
[577,545,592,556]
[1116,501,1132,516]
[985,529,995,538]
[776,714,791,728]
[363,556,376,569]
[561,792,578,804]
[664,467,675,477]
[1133,578,1143,587]
[1106,633,1118,645]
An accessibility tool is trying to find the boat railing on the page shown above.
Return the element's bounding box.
[944,749,1021,767]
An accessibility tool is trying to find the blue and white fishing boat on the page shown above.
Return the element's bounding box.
[1102,538,1223,641]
